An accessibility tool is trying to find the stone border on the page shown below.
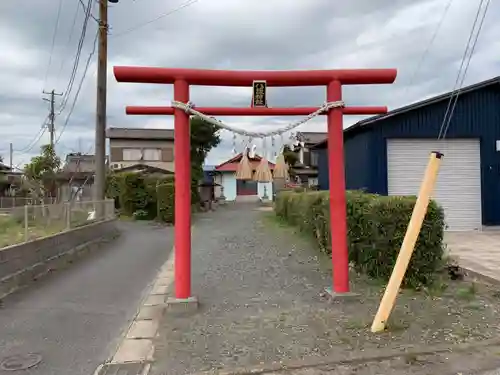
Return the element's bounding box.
[188,337,500,375]
[95,248,175,375]
[0,219,119,300]
[463,267,500,286]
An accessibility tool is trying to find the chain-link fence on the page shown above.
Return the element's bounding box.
[0,199,115,248]
[0,197,57,208]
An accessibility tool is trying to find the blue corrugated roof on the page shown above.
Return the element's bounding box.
[312,75,500,148]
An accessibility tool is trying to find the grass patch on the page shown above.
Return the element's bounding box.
[0,208,95,248]
[261,208,500,348]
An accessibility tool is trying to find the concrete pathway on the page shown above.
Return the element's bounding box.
[445,229,500,283]
[0,221,173,375]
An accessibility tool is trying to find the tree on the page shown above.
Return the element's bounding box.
[24,144,61,195]
[282,145,299,167]
[0,155,3,164]
[190,116,221,182]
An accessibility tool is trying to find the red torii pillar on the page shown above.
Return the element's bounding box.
[113,67,397,300]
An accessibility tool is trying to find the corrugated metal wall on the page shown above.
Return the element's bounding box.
[317,148,329,190]
[344,130,372,191]
[317,129,373,191]
[343,86,500,225]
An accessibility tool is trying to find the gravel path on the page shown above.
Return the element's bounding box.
[152,204,343,375]
[151,204,500,375]
[0,221,173,375]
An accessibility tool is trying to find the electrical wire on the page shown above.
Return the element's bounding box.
[43,0,64,90]
[56,2,80,81]
[78,0,99,23]
[57,0,93,114]
[437,0,490,140]
[57,0,94,115]
[111,0,199,38]
[13,118,49,153]
[404,0,454,98]
[55,30,99,145]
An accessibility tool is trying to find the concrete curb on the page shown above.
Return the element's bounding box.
[188,337,500,375]
[94,246,175,374]
[463,267,500,286]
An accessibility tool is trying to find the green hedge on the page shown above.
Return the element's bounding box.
[156,181,175,223]
[275,190,445,288]
[105,172,187,223]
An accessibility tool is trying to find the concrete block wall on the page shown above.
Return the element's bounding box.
[0,219,119,299]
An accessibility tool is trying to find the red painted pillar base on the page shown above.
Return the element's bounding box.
[326,80,350,294]
[173,79,192,299]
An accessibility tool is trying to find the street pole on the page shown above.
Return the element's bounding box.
[9,142,13,170]
[42,89,62,199]
[94,0,109,214]
[42,89,63,148]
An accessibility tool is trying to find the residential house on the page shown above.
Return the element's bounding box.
[57,153,104,201]
[106,128,175,172]
[313,76,500,231]
[289,131,326,186]
[0,163,41,207]
[214,153,275,202]
[0,162,19,197]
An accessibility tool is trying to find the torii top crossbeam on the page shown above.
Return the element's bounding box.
[113,67,397,86]
[113,64,397,301]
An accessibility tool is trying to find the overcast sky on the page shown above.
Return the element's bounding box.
[0,0,498,168]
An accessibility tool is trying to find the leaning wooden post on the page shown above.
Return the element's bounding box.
[371,151,443,333]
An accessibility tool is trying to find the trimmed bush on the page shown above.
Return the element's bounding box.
[105,172,174,222]
[105,172,201,224]
[275,190,445,288]
[156,182,175,223]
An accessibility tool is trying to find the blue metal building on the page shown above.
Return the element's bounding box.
[313,76,500,230]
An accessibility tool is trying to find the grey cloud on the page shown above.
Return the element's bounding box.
[1,0,499,166]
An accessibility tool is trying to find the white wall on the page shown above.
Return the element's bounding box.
[221,173,237,200]
[213,174,223,198]
[220,172,274,201]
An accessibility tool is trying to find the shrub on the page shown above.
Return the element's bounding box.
[116,173,158,219]
[156,182,175,223]
[105,171,205,224]
[275,190,445,288]
[105,172,176,222]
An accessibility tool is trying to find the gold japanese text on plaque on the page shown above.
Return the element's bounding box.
[252,80,267,107]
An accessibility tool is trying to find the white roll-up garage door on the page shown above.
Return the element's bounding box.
[386,138,482,231]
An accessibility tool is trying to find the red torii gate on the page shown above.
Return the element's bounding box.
[113,67,397,301]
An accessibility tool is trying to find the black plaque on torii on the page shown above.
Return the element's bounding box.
[252,80,267,107]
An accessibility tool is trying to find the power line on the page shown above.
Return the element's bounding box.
[404,0,454,97]
[111,0,198,38]
[56,2,80,81]
[13,118,49,153]
[437,0,490,140]
[55,29,99,145]
[57,0,93,114]
[78,0,99,23]
[43,0,64,90]
[57,0,94,115]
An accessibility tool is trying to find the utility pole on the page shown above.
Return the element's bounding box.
[9,143,13,170]
[94,0,114,211]
[43,89,63,148]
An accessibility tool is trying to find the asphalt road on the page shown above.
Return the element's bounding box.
[0,221,174,375]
